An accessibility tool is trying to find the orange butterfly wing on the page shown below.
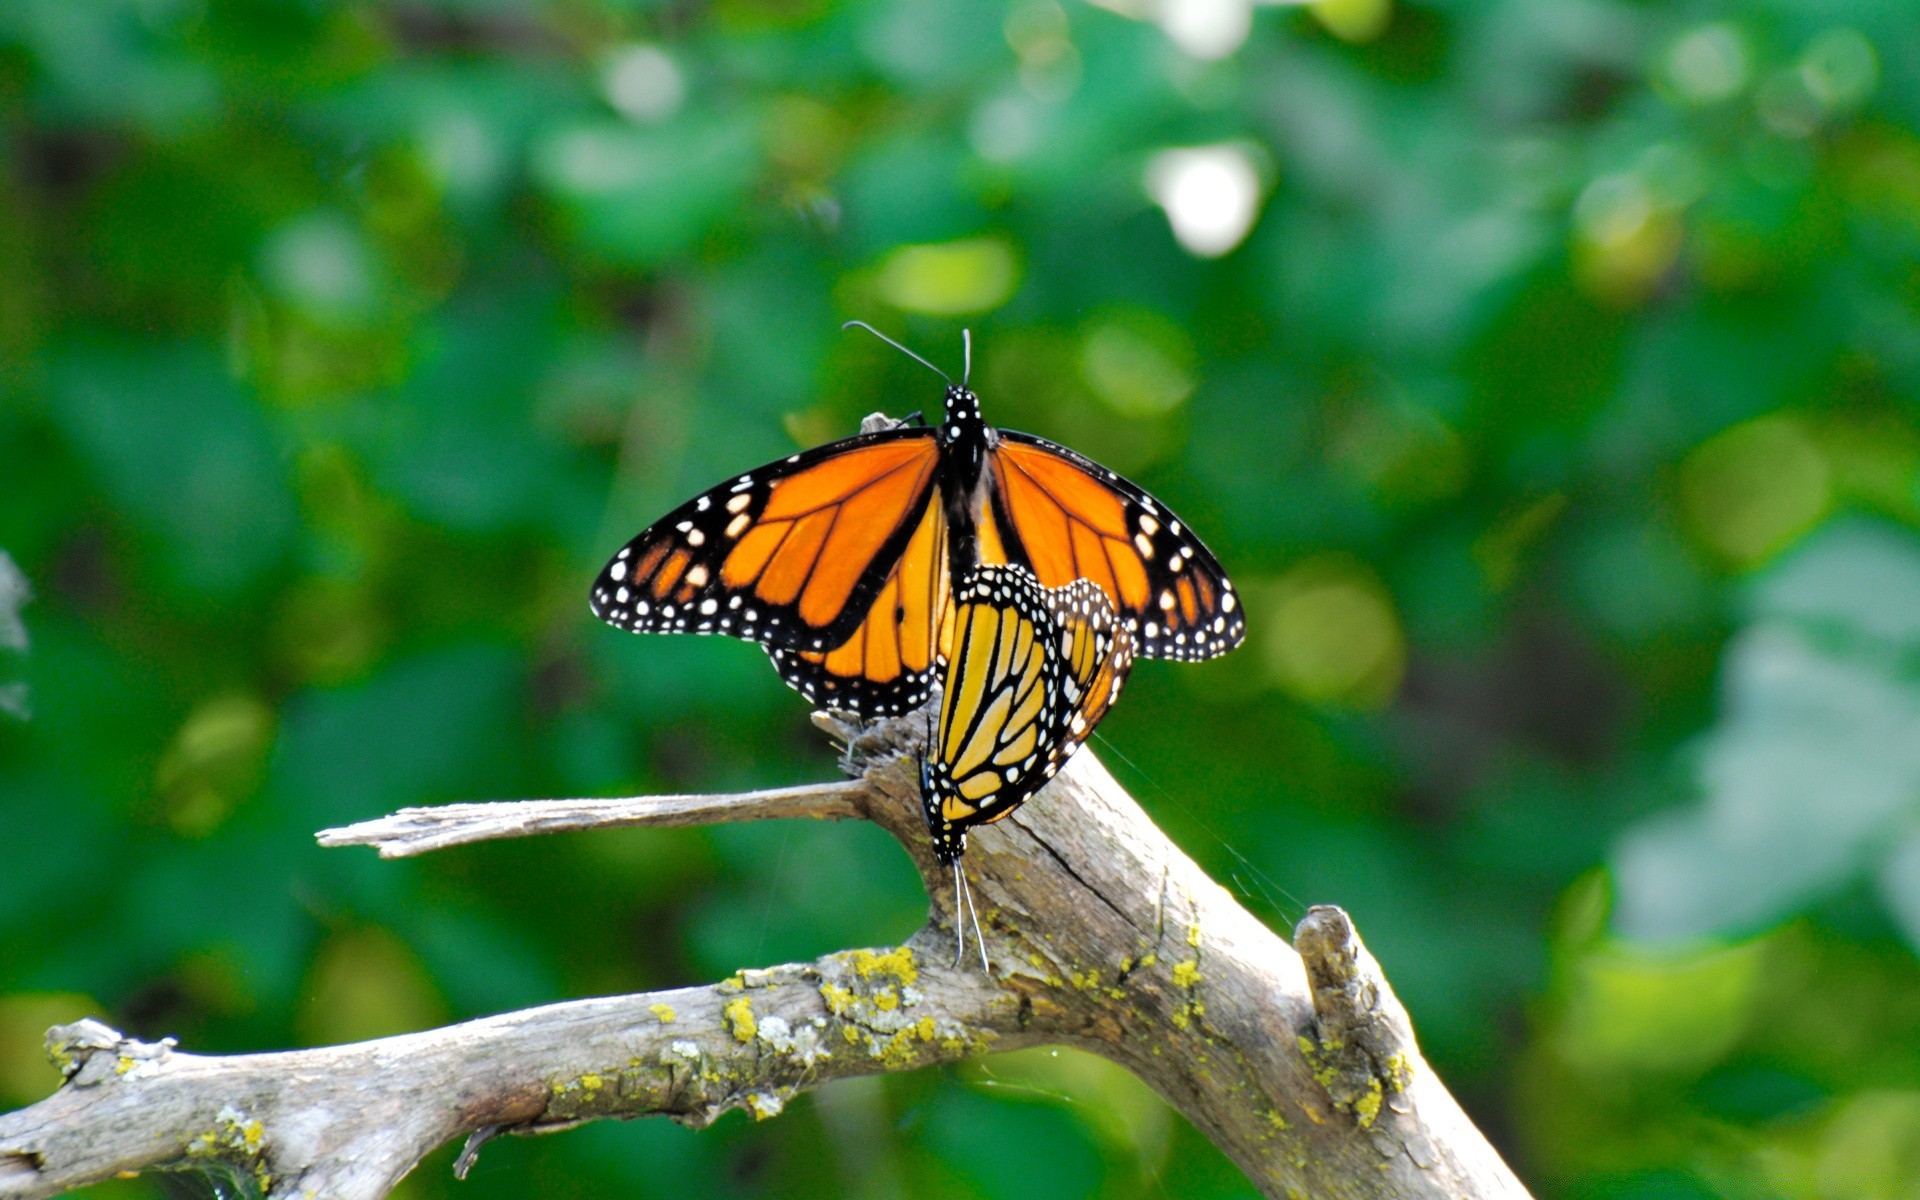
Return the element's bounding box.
[768,457,1030,715]
[989,432,1244,662]
[590,429,940,654]
[766,497,955,714]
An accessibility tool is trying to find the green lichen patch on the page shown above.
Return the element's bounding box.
[1296,1031,1410,1128]
[650,1003,676,1024]
[1383,1052,1414,1091]
[1167,957,1205,1031]
[820,981,857,1017]
[185,1105,270,1195]
[723,997,757,1043]
[754,1014,832,1066]
[1005,948,1064,989]
[846,945,918,986]
[816,947,993,1067]
[549,1055,691,1122]
[1352,1077,1385,1128]
[744,1090,787,1120]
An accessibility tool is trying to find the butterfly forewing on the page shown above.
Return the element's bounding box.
[590,428,940,654]
[590,357,1246,724]
[765,497,953,714]
[989,432,1245,663]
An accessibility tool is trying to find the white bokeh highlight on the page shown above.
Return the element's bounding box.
[1155,0,1251,61]
[1145,144,1263,258]
[603,44,685,124]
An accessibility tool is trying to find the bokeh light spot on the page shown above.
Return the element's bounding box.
[155,691,275,837]
[259,211,381,328]
[0,994,99,1106]
[537,126,646,195]
[1261,560,1406,708]
[1156,0,1251,60]
[1145,145,1263,258]
[1572,172,1681,304]
[970,93,1041,163]
[1079,314,1195,418]
[1799,28,1877,111]
[1678,415,1832,569]
[874,237,1020,315]
[416,109,504,201]
[299,927,447,1047]
[1310,0,1392,44]
[603,44,686,125]
[1329,396,1469,509]
[962,1046,1174,1169]
[1664,23,1751,105]
[1555,939,1766,1077]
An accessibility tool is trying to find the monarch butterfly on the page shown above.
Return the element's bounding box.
[922,563,1134,967]
[588,324,1243,716]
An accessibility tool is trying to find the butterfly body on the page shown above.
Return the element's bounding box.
[934,391,995,564]
[591,371,1242,718]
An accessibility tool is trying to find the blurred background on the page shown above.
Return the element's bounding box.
[4,0,1920,1196]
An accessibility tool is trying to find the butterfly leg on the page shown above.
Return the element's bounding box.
[951,859,967,969]
[962,866,989,973]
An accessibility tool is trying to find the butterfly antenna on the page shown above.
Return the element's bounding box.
[961,328,972,388]
[843,320,953,387]
[963,867,989,972]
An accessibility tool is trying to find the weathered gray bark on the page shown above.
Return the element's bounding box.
[0,707,1533,1200]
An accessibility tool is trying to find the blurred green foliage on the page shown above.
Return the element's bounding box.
[4,0,1920,1196]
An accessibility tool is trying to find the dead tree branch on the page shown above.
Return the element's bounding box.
[0,706,1532,1200]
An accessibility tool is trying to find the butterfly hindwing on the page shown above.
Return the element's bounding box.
[589,428,941,654]
[989,432,1245,663]
[1046,577,1133,760]
[921,564,1132,863]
